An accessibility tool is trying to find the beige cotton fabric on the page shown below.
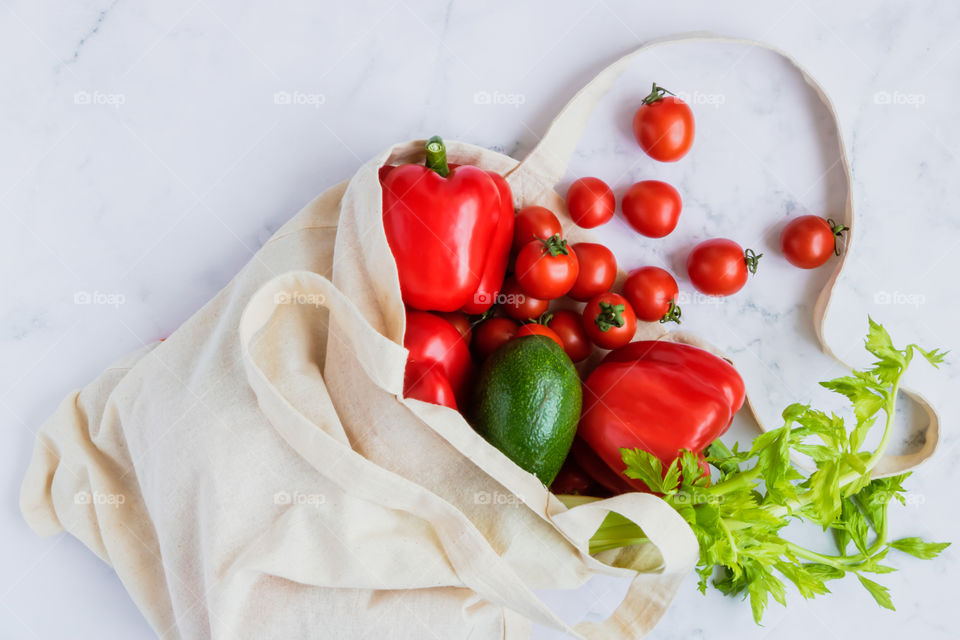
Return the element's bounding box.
[20,34,940,640]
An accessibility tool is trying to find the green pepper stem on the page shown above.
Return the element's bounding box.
[425,135,450,177]
[659,300,683,324]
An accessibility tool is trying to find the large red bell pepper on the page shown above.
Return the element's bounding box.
[403,310,474,409]
[381,136,511,312]
[578,340,744,491]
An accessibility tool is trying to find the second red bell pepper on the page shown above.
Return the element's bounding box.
[578,340,744,490]
[403,310,474,410]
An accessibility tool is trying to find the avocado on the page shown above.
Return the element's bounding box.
[471,336,582,485]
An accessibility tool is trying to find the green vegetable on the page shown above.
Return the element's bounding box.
[567,318,949,623]
[471,335,582,485]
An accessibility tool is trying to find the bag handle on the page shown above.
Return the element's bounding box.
[238,270,697,639]
[505,32,940,478]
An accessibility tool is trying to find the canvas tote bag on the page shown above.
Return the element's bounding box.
[21,34,940,639]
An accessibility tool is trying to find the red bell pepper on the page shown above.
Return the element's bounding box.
[381,136,510,312]
[461,171,514,314]
[403,310,474,409]
[578,340,744,491]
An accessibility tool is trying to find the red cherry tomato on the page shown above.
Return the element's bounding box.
[780,215,848,269]
[623,267,682,324]
[472,317,519,361]
[686,238,761,297]
[621,180,682,238]
[515,322,564,349]
[566,177,615,229]
[567,242,617,302]
[436,311,472,344]
[546,310,592,362]
[582,293,637,350]
[515,235,580,300]
[500,276,549,321]
[632,83,695,162]
[513,206,563,252]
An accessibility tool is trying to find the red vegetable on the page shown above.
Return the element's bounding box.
[546,310,592,362]
[403,310,475,409]
[462,172,515,313]
[513,206,562,252]
[686,238,761,297]
[472,316,519,361]
[582,292,636,350]
[579,340,745,490]
[780,215,848,269]
[567,242,617,302]
[632,83,695,162]
[621,180,682,238]
[500,275,549,321]
[623,266,681,324]
[435,311,472,344]
[515,235,580,300]
[566,177,615,229]
[515,322,564,349]
[382,136,506,311]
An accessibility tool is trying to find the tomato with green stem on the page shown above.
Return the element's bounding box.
[780,215,848,269]
[513,206,562,252]
[632,83,695,162]
[582,293,636,350]
[686,238,761,297]
[515,321,563,349]
[515,234,580,300]
[623,266,682,324]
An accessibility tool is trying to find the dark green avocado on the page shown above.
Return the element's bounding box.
[470,336,582,485]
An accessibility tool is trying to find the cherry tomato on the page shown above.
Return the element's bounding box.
[582,292,637,350]
[515,235,580,300]
[623,266,682,324]
[566,177,615,229]
[500,276,549,321]
[436,311,472,344]
[513,206,563,252]
[621,180,682,238]
[515,322,564,349]
[546,310,592,362]
[472,316,519,361]
[632,83,695,162]
[780,215,848,269]
[686,238,761,297]
[567,242,617,302]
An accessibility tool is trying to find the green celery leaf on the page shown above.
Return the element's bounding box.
[620,448,665,493]
[856,574,895,610]
[889,537,952,559]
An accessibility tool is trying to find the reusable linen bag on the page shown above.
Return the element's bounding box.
[21,34,940,639]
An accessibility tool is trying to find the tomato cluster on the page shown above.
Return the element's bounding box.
[416,82,847,415]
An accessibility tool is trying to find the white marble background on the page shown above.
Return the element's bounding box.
[2,1,958,638]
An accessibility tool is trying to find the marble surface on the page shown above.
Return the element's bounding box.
[2,1,958,638]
